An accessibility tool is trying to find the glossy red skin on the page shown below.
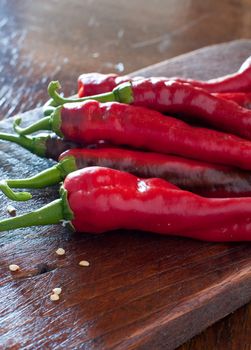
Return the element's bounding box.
[77,73,251,139]
[78,73,251,109]
[77,57,251,97]
[60,100,251,170]
[78,74,251,107]
[130,79,251,140]
[78,73,142,97]
[174,56,251,93]
[214,92,251,109]
[60,147,251,198]
[64,167,251,241]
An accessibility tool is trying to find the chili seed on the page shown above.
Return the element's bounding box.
[50,293,60,301]
[79,260,90,267]
[55,248,65,256]
[52,287,62,295]
[6,205,17,216]
[9,264,20,272]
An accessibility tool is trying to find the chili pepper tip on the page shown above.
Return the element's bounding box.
[0,180,32,201]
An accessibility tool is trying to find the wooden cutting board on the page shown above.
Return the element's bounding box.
[1,40,251,350]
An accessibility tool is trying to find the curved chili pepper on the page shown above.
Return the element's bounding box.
[47,79,251,140]
[4,147,251,198]
[77,57,251,98]
[14,100,251,171]
[78,73,251,109]
[2,167,251,242]
[0,132,80,161]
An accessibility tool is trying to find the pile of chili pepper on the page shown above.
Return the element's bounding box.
[1,56,251,241]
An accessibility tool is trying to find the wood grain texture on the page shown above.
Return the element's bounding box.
[1,41,251,350]
[178,302,251,350]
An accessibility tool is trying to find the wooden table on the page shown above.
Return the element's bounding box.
[0,1,251,349]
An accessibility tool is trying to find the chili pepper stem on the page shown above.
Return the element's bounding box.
[6,166,62,189]
[0,181,32,201]
[43,106,56,116]
[13,116,53,136]
[0,186,74,232]
[0,132,47,157]
[43,97,59,108]
[13,108,63,137]
[0,199,64,232]
[4,156,77,191]
[47,80,133,106]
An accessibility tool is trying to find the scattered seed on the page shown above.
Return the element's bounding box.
[50,293,60,301]
[55,248,65,256]
[79,260,90,267]
[52,287,62,295]
[6,205,16,216]
[9,264,20,272]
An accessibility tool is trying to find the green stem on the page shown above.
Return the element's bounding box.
[5,157,77,190]
[13,116,52,136]
[0,199,64,232]
[43,97,60,108]
[43,105,56,116]
[48,80,118,105]
[43,92,79,110]
[0,132,47,157]
[6,165,62,189]
[0,181,32,201]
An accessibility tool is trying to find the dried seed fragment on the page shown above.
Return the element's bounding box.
[9,264,20,272]
[55,248,65,256]
[79,260,90,267]
[6,205,16,216]
[50,293,60,301]
[52,287,62,295]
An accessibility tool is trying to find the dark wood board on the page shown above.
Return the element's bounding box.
[1,40,251,350]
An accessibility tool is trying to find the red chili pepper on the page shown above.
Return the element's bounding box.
[77,74,251,109]
[77,57,251,97]
[48,79,251,141]
[2,166,251,242]
[129,79,251,139]
[3,147,251,199]
[174,56,251,93]
[15,100,251,171]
